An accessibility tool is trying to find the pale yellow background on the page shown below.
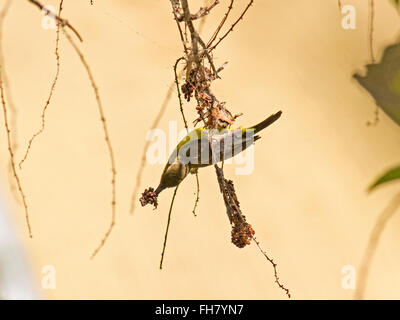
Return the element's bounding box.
[1,0,400,299]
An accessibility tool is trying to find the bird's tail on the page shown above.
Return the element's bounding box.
[253,111,282,134]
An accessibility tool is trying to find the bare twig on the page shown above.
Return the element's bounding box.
[19,0,63,169]
[0,50,33,238]
[207,0,234,48]
[366,0,379,126]
[176,0,219,22]
[368,0,375,64]
[0,0,20,201]
[174,55,201,218]
[355,192,400,299]
[170,0,189,55]
[174,57,189,130]
[180,0,218,81]
[208,0,254,52]
[181,0,202,75]
[252,236,291,298]
[0,0,16,141]
[192,171,200,216]
[173,3,233,133]
[197,0,210,35]
[27,0,83,42]
[61,30,117,259]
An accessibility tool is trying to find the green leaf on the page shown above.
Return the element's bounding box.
[369,165,400,192]
[354,41,400,127]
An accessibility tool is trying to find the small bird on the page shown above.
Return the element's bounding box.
[155,111,282,195]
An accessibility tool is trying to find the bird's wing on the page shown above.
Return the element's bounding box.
[173,128,257,165]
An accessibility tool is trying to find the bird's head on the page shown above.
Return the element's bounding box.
[155,160,189,195]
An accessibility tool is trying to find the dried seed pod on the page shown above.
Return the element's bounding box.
[231,221,255,248]
[140,187,158,209]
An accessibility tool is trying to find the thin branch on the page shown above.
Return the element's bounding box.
[27,0,83,42]
[198,34,219,77]
[207,0,234,48]
[174,57,189,130]
[176,0,219,22]
[197,0,210,35]
[252,236,291,298]
[169,0,189,55]
[181,0,201,71]
[192,171,200,217]
[159,185,180,269]
[174,55,201,217]
[208,0,254,52]
[0,50,33,239]
[0,0,17,146]
[0,0,20,201]
[61,30,117,259]
[366,0,379,126]
[174,53,203,219]
[19,0,63,169]
[355,192,400,299]
[368,0,375,64]
[181,0,219,81]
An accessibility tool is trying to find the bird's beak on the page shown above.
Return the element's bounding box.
[155,184,166,195]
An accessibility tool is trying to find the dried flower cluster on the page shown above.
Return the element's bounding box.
[140,187,158,208]
[215,167,254,248]
[170,0,243,131]
[221,179,255,248]
[181,62,238,129]
[231,219,255,248]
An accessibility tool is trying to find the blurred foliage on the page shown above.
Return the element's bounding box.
[369,165,400,191]
[354,30,400,191]
[354,42,400,127]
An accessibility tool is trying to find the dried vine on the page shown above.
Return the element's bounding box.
[0,0,19,201]
[0,51,32,238]
[159,185,180,269]
[27,0,82,42]
[19,0,63,168]
[61,30,117,259]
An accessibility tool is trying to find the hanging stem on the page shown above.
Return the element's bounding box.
[61,29,117,259]
[0,1,32,238]
[19,0,64,168]
[160,185,180,269]
[192,172,200,217]
[355,192,400,299]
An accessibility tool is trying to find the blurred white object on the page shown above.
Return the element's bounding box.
[0,196,36,299]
